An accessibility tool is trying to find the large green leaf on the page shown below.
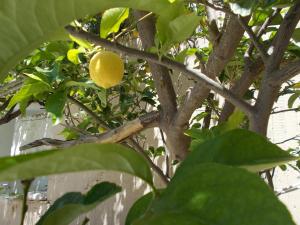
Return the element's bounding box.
[184,129,297,172]
[100,8,129,38]
[0,143,154,187]
[0,0,186,81]
[37,182,121,225]
[134,163,295,225]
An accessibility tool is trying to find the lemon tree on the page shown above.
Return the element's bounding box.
[0,0,300,225]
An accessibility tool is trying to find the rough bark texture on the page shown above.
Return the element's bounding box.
[250,1,300,135]
[175,15,249,128]
[219,59,263,122]
[134,11,190,160]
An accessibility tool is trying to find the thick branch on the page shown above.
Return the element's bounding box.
[20,111,159,150]
[219,58,263,122]
[66,26,254,123]
[134,11,189,160]
[268,59,300,85]
[266,1,300,72]
[174,15,251,128]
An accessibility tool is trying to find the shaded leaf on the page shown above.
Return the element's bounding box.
[37,182,121,225]
[0,0,182,80]
[45,90,67,119]
[0,143,154,187]
[134,163,295,225]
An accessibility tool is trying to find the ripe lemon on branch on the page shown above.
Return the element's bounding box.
[89,51,124,89]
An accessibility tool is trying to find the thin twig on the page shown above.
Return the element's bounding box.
[275,135,300,145]
[114,12,153,41]
[237,15,269,63]
[247,9,281,56]
[272,108,300,115]
[276,182,300,196]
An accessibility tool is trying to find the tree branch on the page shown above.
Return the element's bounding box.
[237,15,269,63]
[174,15,252,128]
[0,108,21,125]
[133,11,190,160]
[219,58,263,122]
[268,59,300,85]
[20,111,160,151]
[247,9,281,57]
[67,95,110,129]
[266,1,300,72]
[68,96,169,185]
[272,107,300,115]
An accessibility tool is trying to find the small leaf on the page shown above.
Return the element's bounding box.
[45,90,67,119]
[8,78,50,109]
[67,49,82,65]
[100,8,129,38]
[69,35,93,49]
[288,93,299,108]
[0,143,154,188]
[60,128,79,141]
[37,182,121,225]
[184,129,298,172]
[292,28,300,43]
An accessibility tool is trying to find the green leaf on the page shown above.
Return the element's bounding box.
[8,78,50,109]
[100,8,129,38]
[24,73,50,87]
[292,28,300,43]
[186,110,245,145]
[134,163,295,225]
[169,12,199,43]
[69,35,93,49]
[60,128,80,141]
[288,93,299,108]
[45,90,67,119]
[126,192,154,225]
[185,129,298,172]
[37,182,121,225]
[36,63,63,83]
[0,143,154,187]
[0,0,183,81]
[67,49,82,65]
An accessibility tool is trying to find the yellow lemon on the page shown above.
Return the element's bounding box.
[89,51,124,89]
